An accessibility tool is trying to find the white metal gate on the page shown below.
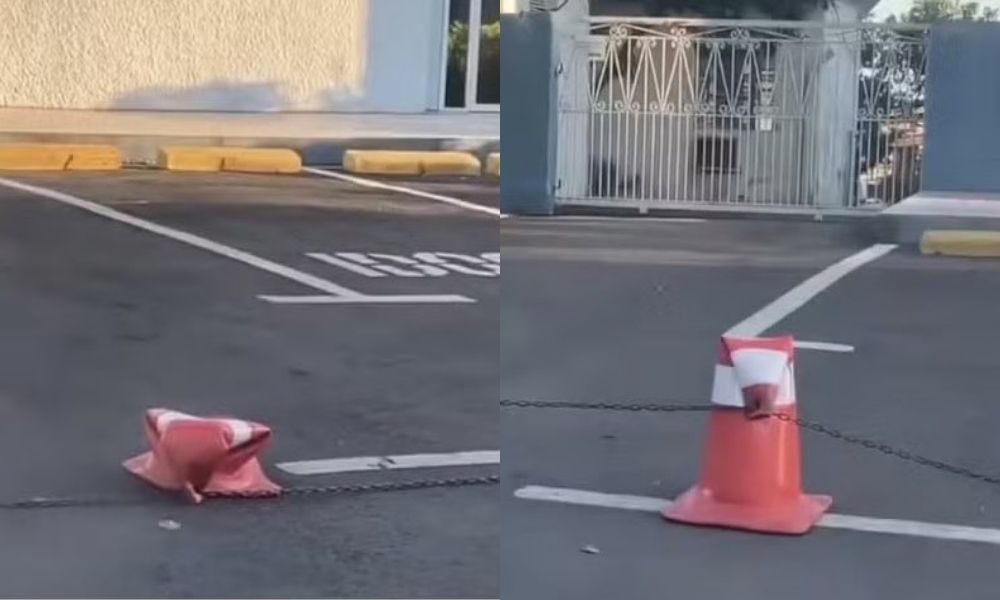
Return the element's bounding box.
[555,18,928,211]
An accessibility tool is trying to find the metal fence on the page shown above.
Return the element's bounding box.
[554,17,928,211]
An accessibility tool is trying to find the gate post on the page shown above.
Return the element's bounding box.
[878,22,1000,243]
[922,22,1000,194]
[810,4,862,209]
[500,12,558,215]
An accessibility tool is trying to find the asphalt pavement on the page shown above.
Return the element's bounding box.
[0,169,498,598]
[502,215,1000,600]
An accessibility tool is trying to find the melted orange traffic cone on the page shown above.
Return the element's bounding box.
[663,336,831,534]
[123,408,281,503]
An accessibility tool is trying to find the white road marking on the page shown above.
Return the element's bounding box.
[794,340,855,353]
[307,252,387,278]
[0,176,365,299]
[514,485,1000,546]
[258,294,476,304]
[519,215,708,224]
[413,252,500,277]
[0,177,476,305]
[726,243,897,337]
[309,251,500,279]
[304,167,502,218]
[278,450,500,475]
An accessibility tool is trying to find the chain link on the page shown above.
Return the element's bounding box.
[773,413,1000,486]
[206,474,500,500]
[0,474,499,510]
[504,398,1000,489]
[500,398,712,413]
[0,494,144,510]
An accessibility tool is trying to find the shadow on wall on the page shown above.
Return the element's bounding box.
[111,81,289,112]
[110,80,370,112]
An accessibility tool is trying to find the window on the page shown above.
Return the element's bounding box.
[442,0,500,110]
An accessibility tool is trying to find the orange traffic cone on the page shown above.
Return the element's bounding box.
[123,408,281,503]
[663,335,832,534]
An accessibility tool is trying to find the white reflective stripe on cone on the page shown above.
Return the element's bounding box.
[709,363,796,407]
[777,364,796,406]
[730,348,790,388]
[151,410,255,446]
[153,409,199,433]
[710,364,743,407]
[220,419,254,445]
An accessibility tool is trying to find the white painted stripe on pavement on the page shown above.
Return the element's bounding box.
[307,252,387,278]
[304,167,502,218]
[794,340,855,353]
[0,177,477,305]
[529,215,708,224]
[516,485,669,512]
[257,294,476,304]
[515,485,1000,546]
[278,450,500,475]
[0,176,365,299]
[726,243,897,337]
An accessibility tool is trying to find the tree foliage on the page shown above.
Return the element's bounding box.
[445,22,500,107]
[633,0,827,19]
[887,0,999,22]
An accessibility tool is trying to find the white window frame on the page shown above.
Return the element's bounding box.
[438,0,501,112]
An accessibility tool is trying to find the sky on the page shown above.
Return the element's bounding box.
[869,0,1000,20]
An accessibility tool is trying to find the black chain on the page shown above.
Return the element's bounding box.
[500,399,712,413]
[0,474,499,510]
[774,413,1000,486]
[503,398,1000,489]
[0,494,145,510]
[206,474,500,500]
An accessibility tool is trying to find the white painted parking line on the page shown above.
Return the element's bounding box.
[258,294,476,304]
[726,243,897,337]
[514,485,1000,546]
[519,215,708,224]
[0,177,476,305]
[794,341,855,353]
[307,252,388,278]
[278,450,500,475]
[304,167,502,218]
[0,176,365,298]
[308,251,500,278]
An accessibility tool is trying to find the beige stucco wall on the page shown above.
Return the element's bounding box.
[0,0,368,111]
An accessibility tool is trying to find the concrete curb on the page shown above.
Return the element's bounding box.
[158,147,302,173]
[343,150,481,176]
[0,144,122,170]
[920,230,1000,257]
[486,153,500,177]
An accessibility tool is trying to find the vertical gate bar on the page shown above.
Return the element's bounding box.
[642,37,651,203]
[624,34,633,203]
[795,37,805,206]
[765,39,775,206]
[588,53,596,201]
[847,34,859,208]
[657,37,667,202]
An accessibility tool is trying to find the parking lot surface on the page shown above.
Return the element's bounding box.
[0,170,498,598]
[502,216,1000,600]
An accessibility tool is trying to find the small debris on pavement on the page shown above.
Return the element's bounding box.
[580,544,600,555]
[158,519,181,531]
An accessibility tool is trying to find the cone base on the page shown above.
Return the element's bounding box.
[123,451,282,503]
[664,485,832,535]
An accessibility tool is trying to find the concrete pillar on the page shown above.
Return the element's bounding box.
[551,0,591,201]
[500,12,558,215]
[922,22,1000,194]
[810,1,862,209]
